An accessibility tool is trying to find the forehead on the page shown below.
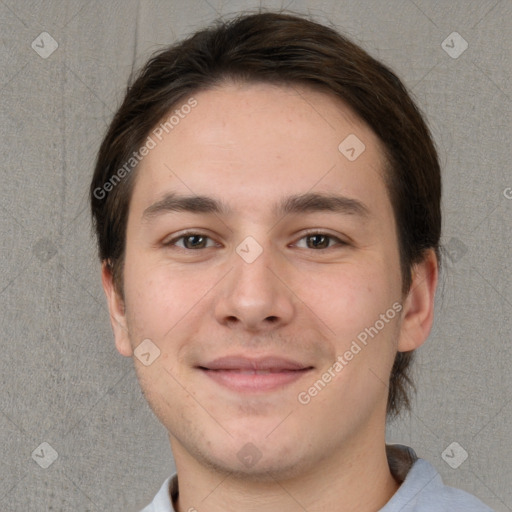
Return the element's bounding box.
[130,82,390,220]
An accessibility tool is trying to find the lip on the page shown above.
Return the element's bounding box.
[198,356,314,393]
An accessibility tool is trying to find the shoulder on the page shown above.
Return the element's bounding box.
[382,457,495,512]
[139,475,176,512]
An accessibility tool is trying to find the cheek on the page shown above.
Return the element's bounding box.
[122,257,212,343]
[304,280,401,421]
[123,261,173,339]
[301,261,402,397]
[296,262,399,340]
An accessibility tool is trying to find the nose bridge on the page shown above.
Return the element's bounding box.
[232,234,278,303]
[214,233,294,330]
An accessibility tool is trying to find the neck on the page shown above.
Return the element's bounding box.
[170,429,400,512]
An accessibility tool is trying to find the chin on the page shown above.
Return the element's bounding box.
[205,451,310,483]
[191,432,313,483]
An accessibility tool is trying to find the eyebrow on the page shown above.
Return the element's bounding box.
[142,191,370,221]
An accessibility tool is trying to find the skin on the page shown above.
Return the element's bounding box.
[102,81,438,512]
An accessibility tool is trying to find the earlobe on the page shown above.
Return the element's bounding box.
[101,261,133,357]
[397,249,438,353]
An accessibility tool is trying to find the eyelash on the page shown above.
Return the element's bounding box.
[162,230,348,251]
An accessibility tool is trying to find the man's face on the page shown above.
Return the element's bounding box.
[107,82,411,479]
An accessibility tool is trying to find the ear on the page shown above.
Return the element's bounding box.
[397,249,438,352]
[101,261,133,357]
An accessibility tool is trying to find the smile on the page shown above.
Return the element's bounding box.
[200,368,313,392]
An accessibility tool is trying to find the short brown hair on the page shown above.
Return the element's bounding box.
[90,11,441,418]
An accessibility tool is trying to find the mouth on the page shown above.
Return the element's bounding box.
[197,356,314,393]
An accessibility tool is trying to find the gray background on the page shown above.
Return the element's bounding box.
[1,0,510,510]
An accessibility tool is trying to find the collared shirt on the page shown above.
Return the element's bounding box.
[140,444,494,511]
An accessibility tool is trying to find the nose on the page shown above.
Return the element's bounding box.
[213,237,295,333]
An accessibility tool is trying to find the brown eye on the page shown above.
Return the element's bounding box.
[164,233,215,250]
[296,232,346,250]
[182,235,208,249]
[306,234,330,249]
